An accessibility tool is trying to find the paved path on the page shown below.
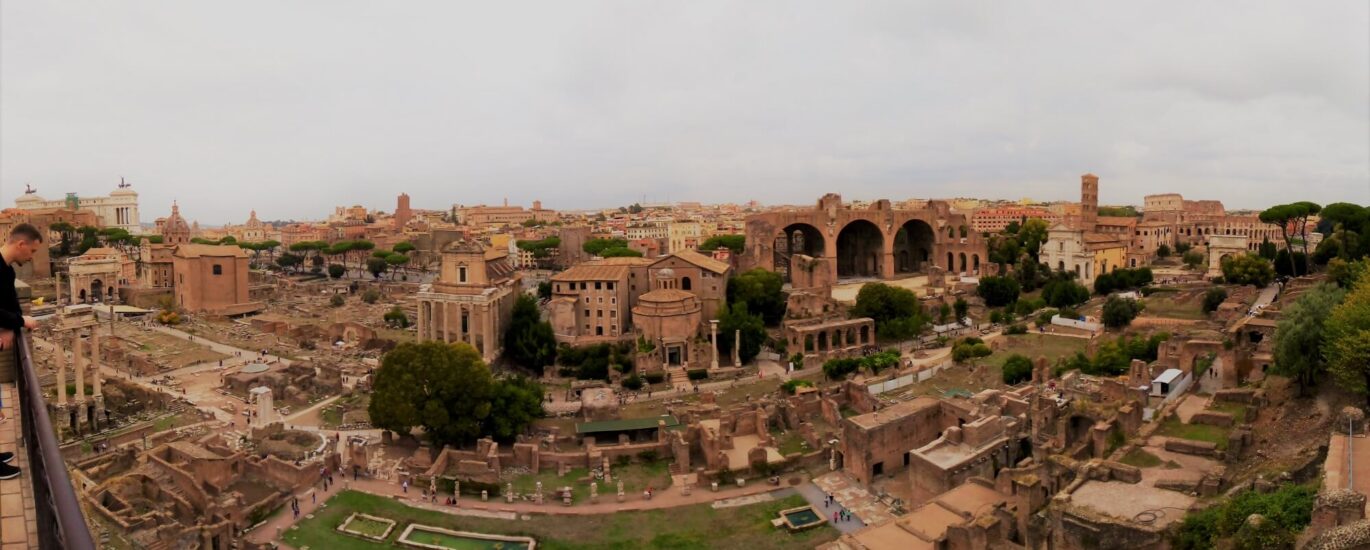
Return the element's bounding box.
[794,482,866,534]
[147,324,294,366]
[245,475,807,545]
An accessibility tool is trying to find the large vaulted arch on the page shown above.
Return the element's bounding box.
[836,220,884,278]
[774,223,825,282]
[893,219,936,274]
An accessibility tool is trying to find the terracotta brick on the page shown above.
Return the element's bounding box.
[0,494,20,517]
[0,516,25,543]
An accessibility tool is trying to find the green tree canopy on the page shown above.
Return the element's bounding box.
[1202,287,1228,314]
[366,257,389,278]
[1273,282,1345,393]
[717,302,766,364]
[1002,354,1033,385]
[584,238,629,255]
[369,342,530,446]
[1183,250,1206,269]
[977,276,1021,307]
[1222,254,1275,287]
[1042,278,1089,308]
[698,234,746,254]
[599,247,643,258]
[503,294,558,375]
[726,268,787,325]
[852,283,927,339]
[1101,296,1143,328]
[1325,274,1370,401]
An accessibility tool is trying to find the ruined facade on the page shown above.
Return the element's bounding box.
[743,194,988,282]
[415,239,521,362]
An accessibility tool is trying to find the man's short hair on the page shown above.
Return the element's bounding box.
[8,223,44,244]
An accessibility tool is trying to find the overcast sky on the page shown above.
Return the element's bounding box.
[2,2,1367,225]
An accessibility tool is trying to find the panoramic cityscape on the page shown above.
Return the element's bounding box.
[1,3,1369,550]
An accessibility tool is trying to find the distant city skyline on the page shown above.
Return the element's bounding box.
[3,2,1367,224]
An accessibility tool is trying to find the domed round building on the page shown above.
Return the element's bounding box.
[632,268,703,367]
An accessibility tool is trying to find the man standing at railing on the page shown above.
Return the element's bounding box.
[0,223,44,480]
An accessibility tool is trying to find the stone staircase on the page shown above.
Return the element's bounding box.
[669,368,690,389]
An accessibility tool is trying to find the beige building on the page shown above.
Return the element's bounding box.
[1041,224,1128,285]
[625,223,668,241]
[66,247,135,303]
[172,244,263,315]
[548,250,730,346]
[232,210,267,243]
[454,200,557,226]
[13,180,141,232]
[415,240,522,362]
[549,260,643,344]
[667,221,704,253]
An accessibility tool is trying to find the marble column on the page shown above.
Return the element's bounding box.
[73,330,86,403]
[442,302,451,344]
[55,333,68,406]
[418,301,427,342]
[91,328,102,397]
[710,321,719,369]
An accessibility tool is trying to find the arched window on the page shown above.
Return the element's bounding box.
[681,277,692,291]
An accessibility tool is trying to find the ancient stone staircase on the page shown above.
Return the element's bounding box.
[669,368,690,389]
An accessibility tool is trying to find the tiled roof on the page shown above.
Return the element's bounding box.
[552,263,630,282]
[172,244,249,258]
[664,249,730,274]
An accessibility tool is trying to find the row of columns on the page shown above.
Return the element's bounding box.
[418,299,498,359]
[54,324,105,432]
[707,322,743,368]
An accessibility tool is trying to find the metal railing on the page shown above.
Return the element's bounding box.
[13,333,97,549]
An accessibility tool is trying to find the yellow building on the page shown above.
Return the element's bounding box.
[1087,236,1128,279]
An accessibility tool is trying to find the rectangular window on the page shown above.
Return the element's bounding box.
[610,310,617,318]
[212,264,223,275]
[597,309,603,318]
[459,266,468,283]
[595,282,602,290]
[598,297,603,304]
[607,282,614,290]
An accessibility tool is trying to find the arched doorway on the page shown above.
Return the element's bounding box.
[958,253,967,273]
[972,254,980,273]
[893,219,935,274]
[90,279,104,303]
[79,289,87,303]
[775,223,825,282]
[836,220,884,278]
[947,252,955,271]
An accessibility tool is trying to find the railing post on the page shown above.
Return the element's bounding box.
[15,334,97,550]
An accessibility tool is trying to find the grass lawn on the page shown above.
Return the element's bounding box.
[1119,448,1163,468]
[985,334,1090,368]
[508,460,673,503]
[770,427,810,456]
[343,515,394,537]
[1156,416,1230,450]
[322,394,371,428]
[282,489,837,550]
[1141,293,1208,320]
[1208,401,1248,424]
